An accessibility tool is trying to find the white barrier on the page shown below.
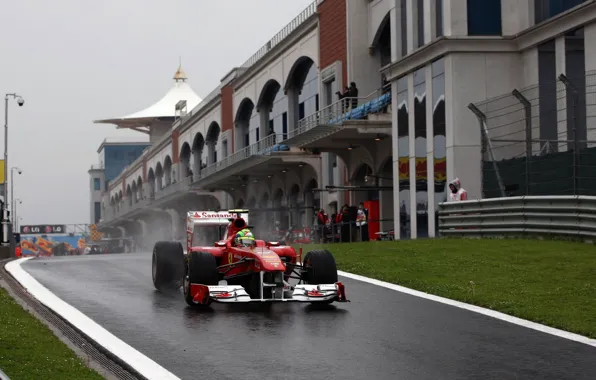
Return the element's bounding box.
[437,195,596,241]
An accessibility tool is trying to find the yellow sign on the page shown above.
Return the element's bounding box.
[0,160,4,184]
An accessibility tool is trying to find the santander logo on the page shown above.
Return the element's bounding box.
[193,211,234,219]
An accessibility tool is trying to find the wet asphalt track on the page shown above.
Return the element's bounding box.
[20,253,596,380]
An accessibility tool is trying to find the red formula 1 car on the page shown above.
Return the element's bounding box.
[151,209,348,307]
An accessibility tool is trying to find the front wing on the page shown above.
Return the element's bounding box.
[189,282,349,304]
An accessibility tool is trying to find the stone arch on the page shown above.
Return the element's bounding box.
[126,184,133,206]
[235,98,255,151]
[163,155,173,186]
[197,194,221,210]
[155,162,164,191]
[272,188,284,228]
[352,163,378,205]
[304,178,319,211]
[371,12,391,70]
[206,122,220,165]
[348,148,375,182]
[257,79,282,139]
[131,181,138,203]
[235,198,245,209]
[284,56,318,135]
[288,184,302,227]
[147,168,156,198]
[136,175,143,200]
[284,56,317,91]
[246,195,257,208]
[117,190,123,211]
[192,132,205,174]
[179,142,192,179]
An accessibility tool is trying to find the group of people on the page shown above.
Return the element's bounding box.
[314,203,370,243]
[336,82,359,111]
[228,177,468,247]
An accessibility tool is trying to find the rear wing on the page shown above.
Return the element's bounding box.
[187,210,250,229]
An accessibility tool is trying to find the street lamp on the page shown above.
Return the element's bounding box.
[11,167,22,225]
[14,198,22,232]
[3,93,24,244]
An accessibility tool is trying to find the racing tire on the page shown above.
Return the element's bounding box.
[183,251,219,307]
[302,249,338,284]
[152,241,185,291]
[302,249,338,304]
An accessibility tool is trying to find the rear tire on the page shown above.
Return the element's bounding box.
[183,251,219,307]
[152,241,184,291]
[302,249,338,304]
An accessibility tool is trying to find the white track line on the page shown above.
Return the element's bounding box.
[338,270,596,348]
[4,257,181,380]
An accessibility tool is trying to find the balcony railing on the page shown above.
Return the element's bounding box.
[197,133,282,180]
[154,176,193,200]
[239,1,317,69]
[100,88,393,226]
[291,88,392,139]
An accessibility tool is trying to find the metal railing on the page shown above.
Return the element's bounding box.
[438,195,596,241]
[291,88,391,139]
[470,70,596,198]
[154,176,192,200]
[239,1,317,68]
[197,133,280,180]
[102,2,318,193]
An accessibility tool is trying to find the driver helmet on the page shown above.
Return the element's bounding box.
[235,228,255,247]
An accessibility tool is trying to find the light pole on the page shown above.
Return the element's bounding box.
[11,167,22,225]
[14,198,21,233]
[4,93,24,244]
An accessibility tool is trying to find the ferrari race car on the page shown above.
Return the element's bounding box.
[151,209,348,307]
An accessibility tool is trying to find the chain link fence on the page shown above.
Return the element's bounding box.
[470,70,596,198]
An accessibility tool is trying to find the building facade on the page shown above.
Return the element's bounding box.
[89,140,152,224]
[90,0,596,243]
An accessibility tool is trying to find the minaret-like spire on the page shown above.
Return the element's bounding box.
[173,57,187,82]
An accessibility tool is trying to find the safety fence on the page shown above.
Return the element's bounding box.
[470,70,596,198]
[437,195,596,241]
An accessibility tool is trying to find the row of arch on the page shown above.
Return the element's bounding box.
[110,122,222,209]
[234,56,318,150]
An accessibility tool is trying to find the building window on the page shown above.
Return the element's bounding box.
[417,0,425,47]
[94,202,101,224]
[400,0,408,56]
[535,0,585,24]
[436,0,444,37]
[467,0,502,36]
[93,178,101,191]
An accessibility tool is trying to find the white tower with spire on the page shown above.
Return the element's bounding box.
[94,62,203,143]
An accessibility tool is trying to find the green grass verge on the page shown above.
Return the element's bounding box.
[295,238,596,338]
[0,288,104,380]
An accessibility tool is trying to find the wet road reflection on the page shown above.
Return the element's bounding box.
[22,253,596,380]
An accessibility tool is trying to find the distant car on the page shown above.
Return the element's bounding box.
[151,209,349,307]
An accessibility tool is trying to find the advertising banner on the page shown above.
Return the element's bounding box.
[397,157,447,182]
[20,235,88,256]
[20,225,67,234]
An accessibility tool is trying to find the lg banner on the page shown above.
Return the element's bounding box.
[20,225,66,235]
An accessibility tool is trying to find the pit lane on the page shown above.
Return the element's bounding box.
[20,253,596,380]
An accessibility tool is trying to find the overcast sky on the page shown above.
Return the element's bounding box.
[0,0,314,226]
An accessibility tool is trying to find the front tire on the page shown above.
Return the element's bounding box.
[302,249,339,304]
[152,241,184,291]
[183,251,219,307]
